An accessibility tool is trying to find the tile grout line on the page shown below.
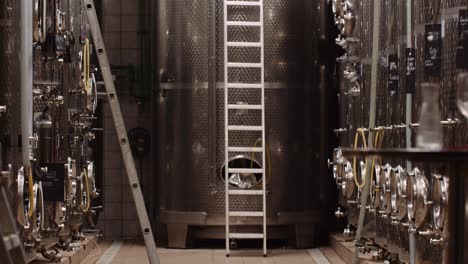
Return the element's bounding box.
[308,249,331,264]
[96,240,124,264]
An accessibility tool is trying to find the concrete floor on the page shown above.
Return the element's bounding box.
[82,241,346,264]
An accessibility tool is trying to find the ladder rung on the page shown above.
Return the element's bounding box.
[228,168,263,174]
[228,83,263,89]
[227,62,262,68]
[228,125,263,131]
[228,104,262,110]
[229,211,264,217]
[226,1,261,6]
[228,189,264,195]
[227,21,262,27]
[227,42,261,47]
[228,147,263,152]
[229,233,264,239]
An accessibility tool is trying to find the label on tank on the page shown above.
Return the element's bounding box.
[458,10,468,36]
[457,10,468,69]
[42,163,65,202]
[406,48,416,94]
[388,54,399,96]
[424,24,442,76]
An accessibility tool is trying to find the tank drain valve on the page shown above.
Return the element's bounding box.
[366,206,375,213]
[371,251,381,261]
[343,226,354,238]
[335,207,345,218]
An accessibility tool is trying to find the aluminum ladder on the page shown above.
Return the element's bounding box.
[223,0,267,257]
[83,1,160,263]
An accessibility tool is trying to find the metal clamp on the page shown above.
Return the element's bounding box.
[430,237,444,245]
[409,123,420,129]
[370,126,385,132]
[441,119,460,127]
[418,230,433,236]
[334,128,348,134]
[393,124,406,130]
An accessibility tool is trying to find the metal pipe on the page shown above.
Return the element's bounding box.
[354,0,381,263]
[406,0,413,153]
[405,1,416,263]
[208,0,217,190]
[20,0,33,167]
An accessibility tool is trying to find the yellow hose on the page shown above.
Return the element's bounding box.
[251,138,272,186]
[83,39,90,93]
[83,168,91,213]
[353,129,368,189]
[353,128,386,190]
[28,167,34,218]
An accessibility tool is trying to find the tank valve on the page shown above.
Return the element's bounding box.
[343,225,354,238]
[371,251,380,261]
[335,207,345,218]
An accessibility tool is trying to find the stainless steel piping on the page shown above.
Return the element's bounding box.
[354,0,381,263]
[406,1,416,264]
[20,0,33,167]
[208,0,217,190]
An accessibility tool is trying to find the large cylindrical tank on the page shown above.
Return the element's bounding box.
[155,0,322,248]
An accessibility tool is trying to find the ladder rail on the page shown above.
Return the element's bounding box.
[259,0,267,256]
[223,0,230,256]
[224,0,267,257]
[83,1,160,263]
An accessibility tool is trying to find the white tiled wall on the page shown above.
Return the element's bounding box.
[102,0,139,67]
[98,0,153,240]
